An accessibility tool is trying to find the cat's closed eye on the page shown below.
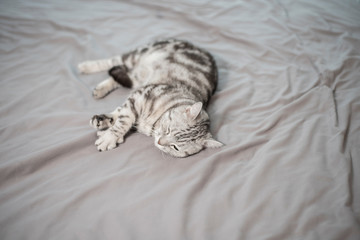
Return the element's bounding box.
[170,144,179,151]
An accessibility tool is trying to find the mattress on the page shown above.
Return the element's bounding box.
[1,0,359,239]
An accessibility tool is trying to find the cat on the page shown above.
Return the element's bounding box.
[78,39,223,157]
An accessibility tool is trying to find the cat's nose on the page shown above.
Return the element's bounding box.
[157,137,165,146]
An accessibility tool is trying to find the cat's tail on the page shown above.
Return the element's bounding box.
[108,66,133,88]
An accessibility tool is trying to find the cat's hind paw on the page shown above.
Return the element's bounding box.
[95,130,124,152]
[90,114,114,130]
[92,87,108,99]
[78,61,95,74]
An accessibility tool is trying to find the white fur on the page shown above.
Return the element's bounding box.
[95,130,123,151]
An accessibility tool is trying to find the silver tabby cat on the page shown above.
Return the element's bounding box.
[79,39,223,157]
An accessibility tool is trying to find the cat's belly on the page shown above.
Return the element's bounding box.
[130,65,170,87]
[129,51,172,87]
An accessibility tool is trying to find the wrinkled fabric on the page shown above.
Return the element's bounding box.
[0,0,360,239]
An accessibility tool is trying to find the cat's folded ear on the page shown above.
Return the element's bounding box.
[186,102,203,120]
[203,138,224,148]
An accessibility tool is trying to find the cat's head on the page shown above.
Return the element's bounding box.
[154,102,223,158]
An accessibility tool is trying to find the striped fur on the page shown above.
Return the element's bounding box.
[79,39,223,157]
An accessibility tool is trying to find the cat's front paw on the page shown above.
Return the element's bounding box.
[95,130,124,152]
[90,114,114,130]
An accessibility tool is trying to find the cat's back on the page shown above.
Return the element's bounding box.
[128,39,218,99]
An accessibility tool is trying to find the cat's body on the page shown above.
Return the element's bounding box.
[79,39,222,157]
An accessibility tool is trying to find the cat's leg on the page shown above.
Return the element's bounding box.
[78,56,122,74]
[92,65,135,99]
[94,97,139,152]
[92,77,120,99]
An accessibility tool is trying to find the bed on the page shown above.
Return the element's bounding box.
[1,0,359,239]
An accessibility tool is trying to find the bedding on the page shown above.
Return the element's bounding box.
[0,0,359,239]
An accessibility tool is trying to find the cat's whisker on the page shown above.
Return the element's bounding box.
[161,151,171,161]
